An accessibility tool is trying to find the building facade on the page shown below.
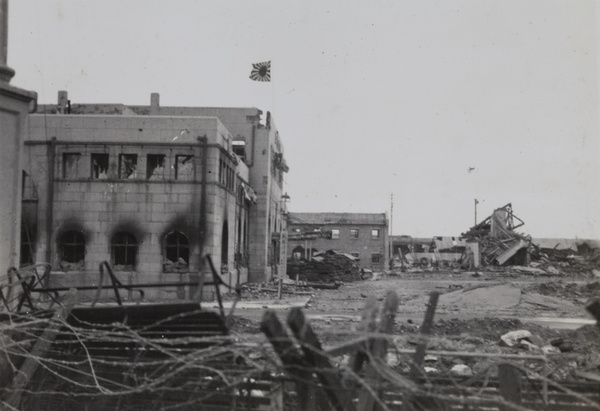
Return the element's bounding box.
[286,212,389,271]
[20,92,288,300]
[0,0,37,279]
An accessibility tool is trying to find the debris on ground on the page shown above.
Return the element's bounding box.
[286,250,361,283]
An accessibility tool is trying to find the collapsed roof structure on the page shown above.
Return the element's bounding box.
[461,203,531,266]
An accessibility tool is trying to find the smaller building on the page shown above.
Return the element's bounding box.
[391,235,467,267]
[286,212,389,271]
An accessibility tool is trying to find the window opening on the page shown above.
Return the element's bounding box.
[371,253,381,263]
[63,153,81,178]
[371,229,380,239]
[350,229,359,238]
[221,221,229,273]
[91,154,109,179]
[119,154,138,179]
[331,229,340,239]
[147,154,165,180]
[163,231,190,272]
[60,230,85,270]
[20,226,34,266]
[176,155,194,180]
[232,140,246,162]
[111,232,137,269]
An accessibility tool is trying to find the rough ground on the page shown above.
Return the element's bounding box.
[224,269,600,382]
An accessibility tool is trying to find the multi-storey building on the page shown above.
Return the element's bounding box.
[286,212,389,271]
[0,0,37,279]
[20,91,289,300]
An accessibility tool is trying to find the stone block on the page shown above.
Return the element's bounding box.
[153,193,170,203]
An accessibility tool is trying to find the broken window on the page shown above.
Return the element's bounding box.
[350,229,359,238]
[60,231,85,271]
[20,227,35,266]
[146,154,165,180]
[21,171,38,200]
[232,140,246,162]
[175,155,194,180]
[119,154,138,179]
[163,231,190,273]
[371,229,380,239]
[62,153,81,178]
[331,229,340,239]
[371,253,381,263]
[111,232,137,270]
[91,153,109,179]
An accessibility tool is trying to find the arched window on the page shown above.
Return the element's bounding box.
[60,231,85,270]
[163,231,190,273]
[111,232,137,270]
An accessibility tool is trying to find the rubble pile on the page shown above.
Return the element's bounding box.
[286,250,362,283]
[461,203,531,267]
[531,242,600,273]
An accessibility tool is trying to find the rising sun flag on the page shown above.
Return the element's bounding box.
[249,61,271,82]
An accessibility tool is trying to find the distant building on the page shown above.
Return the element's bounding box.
[21,92,289,300]
[286,212,389,271]
[391,235,467,266]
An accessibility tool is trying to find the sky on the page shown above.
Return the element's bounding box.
[8,0,600,239]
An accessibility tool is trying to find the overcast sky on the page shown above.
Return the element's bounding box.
[8,0,600,239]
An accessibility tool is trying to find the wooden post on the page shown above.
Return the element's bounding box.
[287,307,356,411]
[4,288,78,408]
[357,290,399,411]
[349,296,379,373]
[498,363,522,411]
[413,291,439,369]
[260,310,326,411]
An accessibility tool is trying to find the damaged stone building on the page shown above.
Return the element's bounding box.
[286,212,389,271]
[20,91,289,299]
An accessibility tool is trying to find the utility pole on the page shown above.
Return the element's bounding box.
[474,198,479,225]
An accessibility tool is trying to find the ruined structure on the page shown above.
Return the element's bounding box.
[461,203,531,267]
[20,92,289,299]
[286,212,389,271]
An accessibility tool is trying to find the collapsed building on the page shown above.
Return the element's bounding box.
[460,203,531,268]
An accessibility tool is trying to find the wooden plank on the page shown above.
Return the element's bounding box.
[357,290,399,411]
[287,307,356,411]
[4,288,78,408]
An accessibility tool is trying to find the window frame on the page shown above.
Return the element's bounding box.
[91,153,109,179]
[146,154,166,180]
[111,232,138,270]
[175,155,194,180]
[163,231,190,273]
[371,253,381,263]
[118,154,138,179]
[350,228,359,239]
[371,229,380,239]
[331,228,340,239]
[62,153,81,179]
[59,230,86,269]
